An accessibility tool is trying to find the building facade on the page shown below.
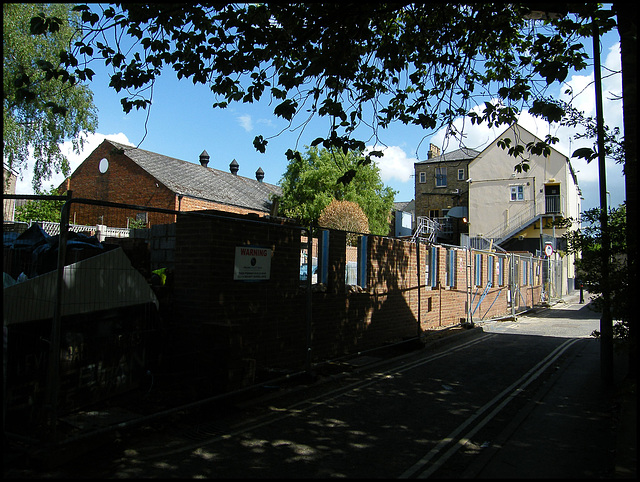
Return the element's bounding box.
[414,124,582,296]
[58,140,282,228]
[414,144,479,243]
[467,124,582,249]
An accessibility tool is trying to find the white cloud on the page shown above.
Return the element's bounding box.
[365,145,416,183]
[14,132,134,195]
[237,114,253,132]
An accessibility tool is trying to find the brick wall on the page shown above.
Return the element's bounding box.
[169,212,544,391]
[64,141,176,227]
[63,141,271,229]
[415,160,470,218]
[179,196,268,218]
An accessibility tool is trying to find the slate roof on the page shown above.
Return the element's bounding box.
[107,140,281,213]
[393,200,415,212]
[415,147,480,164]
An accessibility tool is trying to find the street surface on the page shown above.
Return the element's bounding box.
[7,295,622,478]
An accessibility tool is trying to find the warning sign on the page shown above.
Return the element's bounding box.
[234,246,272,281]
[544,243,554,257]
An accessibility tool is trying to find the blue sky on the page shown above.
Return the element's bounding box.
[14,12,625,214]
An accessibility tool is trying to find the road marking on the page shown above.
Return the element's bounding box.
[399,338,580,479]
[143,333,496,460]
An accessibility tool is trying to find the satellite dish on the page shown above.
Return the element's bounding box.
[98,158,109,173]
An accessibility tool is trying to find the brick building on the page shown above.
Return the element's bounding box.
[414,144,479,243]
[58,139,282,227]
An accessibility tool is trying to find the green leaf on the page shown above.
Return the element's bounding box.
[29,13,47,35]
[273,99,297,121]
[572,147,598,162]
[253,135,267,153]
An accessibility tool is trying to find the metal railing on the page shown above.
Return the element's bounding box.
[545,194,561,214]
[13,220,131,240]
[411,216,441,243]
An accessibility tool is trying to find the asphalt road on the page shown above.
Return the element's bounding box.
[6,295,623,478]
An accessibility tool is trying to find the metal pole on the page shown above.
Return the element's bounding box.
[593,20,613,385]
[304,227,313,375]
[416,237,421,335]
[45,193,72,441]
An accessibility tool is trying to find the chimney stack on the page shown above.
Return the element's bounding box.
[229,159,239,175]
[256,167,264,182]
[199,150,210,167]
[427,143,441,159]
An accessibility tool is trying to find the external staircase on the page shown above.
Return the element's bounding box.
[411,216,441,243]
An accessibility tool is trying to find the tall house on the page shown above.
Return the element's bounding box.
[414,143,479,243]
[467,123,582,294]
[467,124,582,252]
[414,123,582,295]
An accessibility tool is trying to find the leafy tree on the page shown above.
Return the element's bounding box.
[3,3,97,191]
[564,204,629,339]
[25,4,615,164]
[278,147,395,235]
[319,200,370,246]
[14,187,66,223]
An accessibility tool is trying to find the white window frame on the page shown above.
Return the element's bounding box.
[419,171,426,183]
[435,167,447,187]
[510,185,525,201]
[458,168,465,181]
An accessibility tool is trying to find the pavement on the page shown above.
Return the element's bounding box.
[544,292,636,479]
[472,291,637,478]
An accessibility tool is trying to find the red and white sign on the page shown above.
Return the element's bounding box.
[544,243,554,257]
[234,246,271,280]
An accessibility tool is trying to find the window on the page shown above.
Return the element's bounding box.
[458,168,465,181]
[419,171,426,183]
[497,256,504,286]
[435,167,447,187]
[446,249,456,287]
[487,255,494,286]
[426,247,438,287]
[510,185,525,201]
[474,253,482,286]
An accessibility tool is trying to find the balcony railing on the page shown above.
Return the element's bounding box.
[545,195,561,214]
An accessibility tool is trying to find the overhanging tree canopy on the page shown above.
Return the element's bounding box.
[23,3,616,169]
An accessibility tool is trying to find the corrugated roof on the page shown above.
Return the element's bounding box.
[415,147,480,164]
[107,140,281,213]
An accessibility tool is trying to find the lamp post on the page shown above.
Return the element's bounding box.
[523,5,614,384]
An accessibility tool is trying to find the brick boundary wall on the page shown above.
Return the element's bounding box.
[169,212,544,391]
